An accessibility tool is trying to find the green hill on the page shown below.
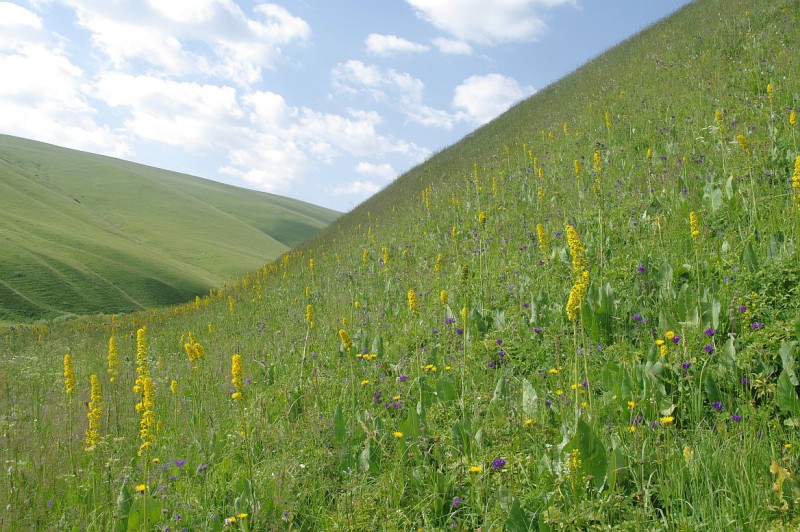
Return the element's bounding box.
[0,134,339,322]
[3,0,800,529]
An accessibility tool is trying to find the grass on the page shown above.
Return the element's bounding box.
[0,135,340,323]
[2,0,800,529]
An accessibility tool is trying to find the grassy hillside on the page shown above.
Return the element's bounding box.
[0,134,339,322]
[3,0,800,529]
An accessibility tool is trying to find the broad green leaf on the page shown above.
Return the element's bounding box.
[607,446,628,492]
[522,378,538,417]
[703,372,722,406]
[505,498,534,532]
[566,419,607,490]
[742,241,759,273]
[779,342,798,386]
[491,376,507,404]
[777,370,800,417]
[435,375,457,403]
[333,403,346,446]
[371,334,384,357]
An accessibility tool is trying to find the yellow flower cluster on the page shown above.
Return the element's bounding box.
[85,374,102,449]
[183,332,205,365]
[440,290,448,306]
[306,304,314,329]
[63,354,76,396]
[690,211,701,240]
[566,225,588,275]
[382,246,389,265]
[573,159,580,179]
[736,134,750,152]
[231,354,243,391]
[356,353,377,361]
[566,270,590,322]
[107,336,118,383]
[338,328,353,350]
[434,252,442,273]
[792,156,800,211]
[536,223,548,263]
[137,375,155,456]
[408,289,419,315]
[478,211,487,225]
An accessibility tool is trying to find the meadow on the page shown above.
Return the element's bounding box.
[0,135,339,323]
[2,0,800,529]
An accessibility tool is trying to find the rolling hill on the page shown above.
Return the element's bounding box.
[0,134,339,323]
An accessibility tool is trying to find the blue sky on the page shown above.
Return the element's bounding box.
[0,0,692,211]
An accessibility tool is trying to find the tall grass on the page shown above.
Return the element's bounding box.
[2,0,800,529]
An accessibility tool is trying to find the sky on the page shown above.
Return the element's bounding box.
[0,0,693,212]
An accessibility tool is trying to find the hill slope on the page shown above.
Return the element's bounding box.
[4,0,800,529]
[0,134,339,322]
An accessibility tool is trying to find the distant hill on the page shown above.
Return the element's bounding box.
[0,134,339,322]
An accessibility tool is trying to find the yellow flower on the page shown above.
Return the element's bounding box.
[524,419,533,426]
[171,380,178,395]
[766,83,773,100]
[660,416,675,425]
[360,380,370,386]
[231,392,243,401]
[555,389,564,396]
[690,211,701,239]
[107,336,118,382]
[440,290,448,306]
[393,431,404,438]
[565,224,588,275]
[628,426,636,433]
[536,223,548,262]
[468,466,482,474]
[574,159,580,178]
[566,270,589,322]
[231,354,243,390]
[665,331,675,340]
[627,401,635,409]
[791,111,797,127]
[63,354,76,396]
[548,368,558,375]
[85,374,102,449]
[785,443,793,450]
[655,339,665,346]
[338,329,352,350]
[237,513,248,519]
[134,484,148,493]
[407,289,420,315]
[736,134,750,152]
[478,211,486,225]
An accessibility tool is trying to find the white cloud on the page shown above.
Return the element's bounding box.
[431,37,472,55]
[334,180,382,196]
[0,3,130,156]
[332,60,458,129]
[406,0,575,45]
[453,73,535,124]
[356,161,396,181]
[60,0,310,84]
[365,33,429,55]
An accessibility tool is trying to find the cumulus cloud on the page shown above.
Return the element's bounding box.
[332,59,458,129]
[60,0,310,84]
[333,180,382,196]
[453,73,535,124]
[0,3,130,156]
[356,161,396,181]
[366,34,429,55]
[406,0,575,45]
[431,37,472,55]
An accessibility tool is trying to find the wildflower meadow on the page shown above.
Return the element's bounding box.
[2,0,800,529]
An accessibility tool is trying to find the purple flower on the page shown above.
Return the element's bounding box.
[170,475,178,482]
[637,265,646,274]
[672,336,681,344]
[445,317,456,325]
[582,380,589,389]
[632,313,643,323]
[373,392,382,403]
[739,376,751,386]
[496,338,503,346]
[731,413,742,422]
[196,464,208,474]
[682,361,691,370]
[704,344,715,354]
[397,375,408,382]
[751,321,763,330]
[456,328,464,335]
[451,497,463,508]
[737,305,747,313]
[712,401,723,411]
[533,327,542,334]
[545,400,553,407]
[491,459,507,469]
[523,302,530,309]
[175,459,186,468]
[704,327,715,337]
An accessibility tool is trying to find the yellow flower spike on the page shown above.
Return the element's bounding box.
[690,211,701,239]
[231,354,243,390]
[170,380,178,395]
[339,329,352,350]
[536,223,548,262]
[63,354,76,396]
[407,289,420,315]
[791,111,797,127]
[85,374,102,449]
[440,290,448,306]
[107,336,118,383]
[478,211,486,225]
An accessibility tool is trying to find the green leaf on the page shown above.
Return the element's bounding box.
[566,419,607,490]
[450,415,473,458]
[657,260,673,295]
[399,406,422,442]
[777,370,800,417]
[522,378,538,417]
[126,496,162,532]
[333,403,346,446]
[795,313,800,344]
[779,342,798,386]
[742,241,759,273]
[505,498,534,532]
[607,446,628,492]
[703,372,722,406]
[371,334,384,357]
[435,375,457,403]
[491,376,507,404]
[703,181,723,212]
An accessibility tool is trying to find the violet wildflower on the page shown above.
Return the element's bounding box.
[739,376,751,386]
[637,264,646,274]
[456,328,464,335]
[751,321,763,330]
[672,336,681,344]
[196,464,208,474]
[682,361,691,370]
[704,327,715,337]
[397,375,408,382]
[523,302,530,308]
[445,317,456,325]
[175,459,186,467]
[704,345,714,354]
[632,313,642,323]
[533,326,542,333]
[451,497,463,508]
[712,401,723,411]
[545,400,553,406]
[491,459,507,469]
[737,305,747,313]
[731,413,742,422]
